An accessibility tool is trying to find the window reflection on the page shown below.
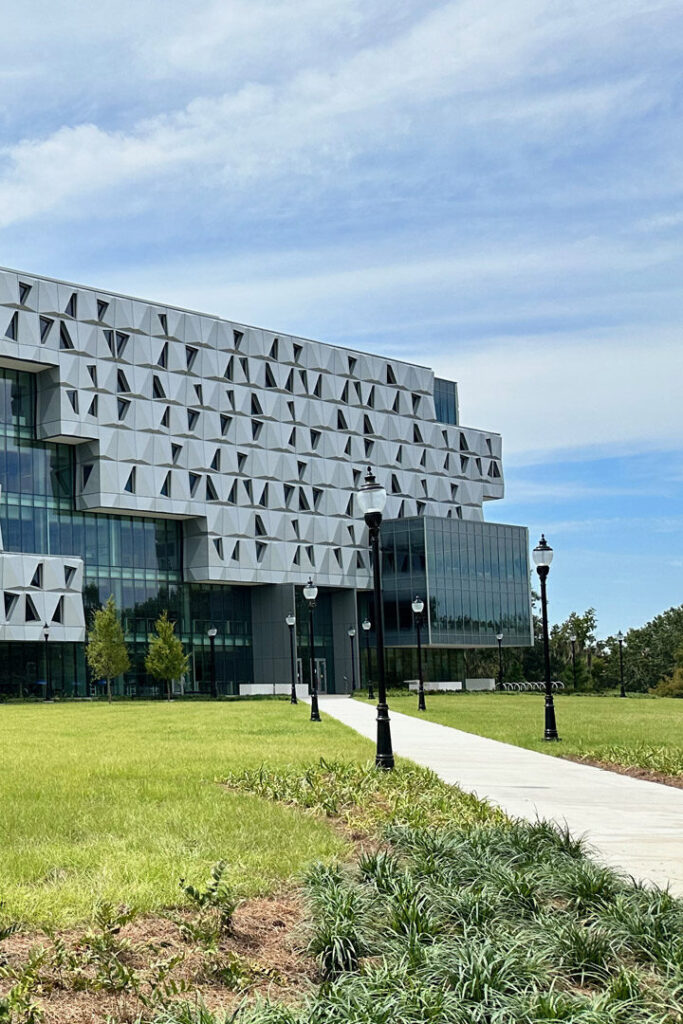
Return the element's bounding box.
[381,517,532,647]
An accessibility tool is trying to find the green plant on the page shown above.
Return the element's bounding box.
[181,860,239,934]
[539,917,618,984]
[85,595,130,704]
[305,865,370,979]
[226,757,503,836]
[145,610,190,703]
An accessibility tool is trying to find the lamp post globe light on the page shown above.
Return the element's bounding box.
[362,617,374,701]
[303,578,321,722]
[207,626,218,699]
[358,467,394,769]
[43,622,52,702]
[285,613,298,704]
[532,535,559,741]
[616,631,626,698]
[347,626,357,692]
[411,596,426,711]
[496,632,504,690]
[569,634,577,691]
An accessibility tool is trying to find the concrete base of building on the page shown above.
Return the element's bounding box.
[239,683,311,699]
[406,678,495,692]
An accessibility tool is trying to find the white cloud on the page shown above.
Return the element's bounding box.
[0,0,676,228]
[434,326,683,463]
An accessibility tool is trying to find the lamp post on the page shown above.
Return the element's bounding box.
[362,617,374,700]
[358,467,394,769]
[285,613,297,704]
[303,579,321,722]
[411,596,426,711]
[532,535,559,741]
[347,626,357,692]
[496,632,504,690]
[207,627,218,699]
[569,634,577,691]
[616,631,626,698]
[43,622,52,702]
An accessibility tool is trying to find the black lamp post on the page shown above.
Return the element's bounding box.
[411,596,426,711]
[303,579,321,722]
[43,622,53,702]
[569,634,577,691]
[532,535,559,741]
[286,613,297,704]
[207,626,218,698]
[358,467,393,769]
[496,632,504,690]
[616,631,626,698]
[347,626,357,692]
[362,617,374,700]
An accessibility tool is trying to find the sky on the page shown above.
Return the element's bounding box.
[0,0,681,636]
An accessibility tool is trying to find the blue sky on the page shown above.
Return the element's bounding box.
[0,0,681,635]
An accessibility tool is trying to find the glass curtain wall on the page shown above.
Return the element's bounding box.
[378,516,532,649]
[0,369,253,697]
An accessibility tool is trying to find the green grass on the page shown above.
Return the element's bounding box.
[0,701,372,929]
[356,692,683,775]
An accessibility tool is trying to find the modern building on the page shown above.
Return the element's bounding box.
[0,266,532,697]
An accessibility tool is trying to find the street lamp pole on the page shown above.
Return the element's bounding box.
[616,631,626,698]
[43,622,52,702]
[532,535,559,741]
[412,596,426,711]
[496,632,504,690]
[303,579,321,722]
[358,467,394,769]
[347,627,357,692]
[569,634,577,691]
[207,627,218,698]
[362,618,374,700]
[285,613,297,704]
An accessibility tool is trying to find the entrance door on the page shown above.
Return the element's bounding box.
[315,658,328,693]
[296,658,305,692]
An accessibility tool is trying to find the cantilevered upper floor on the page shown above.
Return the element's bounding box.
[0,267,504,588]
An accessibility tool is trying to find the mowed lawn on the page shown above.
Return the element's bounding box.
[366,693,683,774]
[0,700,372,929]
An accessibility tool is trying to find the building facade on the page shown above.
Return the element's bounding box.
[0,267,531,697]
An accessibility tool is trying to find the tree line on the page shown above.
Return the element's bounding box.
[86,596,188,702]
[466,600,683,696]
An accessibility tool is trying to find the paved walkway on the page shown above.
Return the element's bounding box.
[316,695,683,895]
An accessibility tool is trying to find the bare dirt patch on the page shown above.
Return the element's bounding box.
[0,892,314,1023]
[564,755,683,790]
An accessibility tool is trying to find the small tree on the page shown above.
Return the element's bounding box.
[145,610,189,701]
[86,595,130,703]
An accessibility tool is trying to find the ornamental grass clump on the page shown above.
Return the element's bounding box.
[224,758,503,835]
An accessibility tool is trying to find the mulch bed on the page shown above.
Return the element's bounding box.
[0,892,315,1023]
[564,755,683,790]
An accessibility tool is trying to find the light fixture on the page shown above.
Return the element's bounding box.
[532,534,554,567]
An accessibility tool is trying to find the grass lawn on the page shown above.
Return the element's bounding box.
[0,700,372,929]
[357,693,683,776]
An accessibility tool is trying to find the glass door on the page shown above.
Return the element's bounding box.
[315,658,328,693]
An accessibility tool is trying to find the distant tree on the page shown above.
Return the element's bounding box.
[622,605,683,692]
[145,610,189,702]
[551,608,598,689]
[86,595,130,703]
[651,645,683,698]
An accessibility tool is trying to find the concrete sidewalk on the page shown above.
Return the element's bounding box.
[316,695,683,895]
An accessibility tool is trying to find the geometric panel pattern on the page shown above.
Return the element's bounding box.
[0,551,85,642]
[0,267,504,589]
